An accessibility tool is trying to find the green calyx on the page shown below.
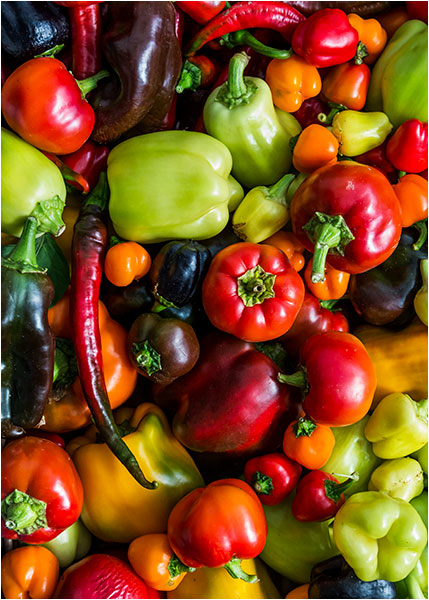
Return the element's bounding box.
[413,220,428,251]
[220,30,292,60]
[324,474,358,502]
[30,195,65,237]
[415,398,428,424]
[278,369,309,393]
[237,265,276,307]
[318,102,348,125]
[176,60,202,93]
[1,217,45,274]
[132,341,162,376]
[354,41,369,65]
[1,489,48,536]
[157,295,179,309]
[216,52,258,109]
[168,555,196,582]
[76,69,110,99]
[224,557,258,584]
[293,417,317,438]
[34,44,64,59]
[303,212,354,283]
[252,471,274,495]
[116,419,137,438]
[53,338,78,390]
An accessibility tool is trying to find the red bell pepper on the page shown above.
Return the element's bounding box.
[1,57,108,155]
[290,162,402,282]
[291,470,354,522]
[386,119,428,174]
[279,292,349,361]
[321,61,371,111]
[355,140,397,184]
[244,452,302,506]
[61,141,109,190]
[168,479,267,582]
[292,8,359,67]
[1,437,83,544]
[176,1,226,24]
[154,331,300,457]
[279,331,377,427]
[202,242,305,342]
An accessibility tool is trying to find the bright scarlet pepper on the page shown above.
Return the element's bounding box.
[279,331,377,427]
[1,546,59,600]
[293,124,339,173]
[291,470,353,522]
[202,242,305,342]
[292,8,359,67]
[386,119,428,174]
[322,62,371,111]
[244,453,302,506]
[168,479,267,582]
[393,174,428,227]
[304,258,350,301]
[1,57,108,155]
[283,417,336,470]
[1,437,83,543]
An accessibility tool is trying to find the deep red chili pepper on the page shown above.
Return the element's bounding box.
[70,174,156,490]
[291,470,354,522]
[42,151,90,194]
[244,452,302,506]
[355,140,397,184]
[293,96,331,128]
[185,1,305,56]
[386,119,429,174]
[176,1,226,24]
[61,141,109,191]
[54,1,103,80]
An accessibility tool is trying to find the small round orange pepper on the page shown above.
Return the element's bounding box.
[265,55,321,113]
[293,124,339,174]
[304,257,350,301]
[347,13,387,63]
[283,417,335,471]
[263,231,305,271]
[322,62,371,111]
[104,241,151,287]
[393,174,428,227]
[1,546,59,600]
[286,584,310,599]
[128,533,193,591]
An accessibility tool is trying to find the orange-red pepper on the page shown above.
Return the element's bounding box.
[104,241,151,287]
[393,174,429,227]
[283,417,335,471]
[265,55,321,113]
[322,62,371,111]
[1,543,59,599]
[293,124,339,173]
[347,13,387,64]
[304,257,350,300]
[262,231,306,272]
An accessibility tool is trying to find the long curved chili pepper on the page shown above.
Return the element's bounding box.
[185,1,305,56]
[70,173,157,490]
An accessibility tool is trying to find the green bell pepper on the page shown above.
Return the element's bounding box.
[368,457,424,502]
[364,394,428,459]
[1,128,66,237]
[260,493,338,583]
[203,52,298,189]
[366,20,428,127]
[38,519,91,568]
[333,490,427,582]
[332,110,392,156]
[321,415,381,496]
[411,443,428,476]
[107,131,242,243]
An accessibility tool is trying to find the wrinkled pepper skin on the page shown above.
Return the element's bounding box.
[68,403,204,543]
[154,332,300,457]
[107,131,237,243]
[366,20,428,127]
[90,2,181,143]
[333,491,427,582]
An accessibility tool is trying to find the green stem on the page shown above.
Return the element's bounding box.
[293,417,316,438]
[267,173,296,205]
[132,341,162,376]
[319,299,339,311]
[168,555,196,580]
[83,172,109,211]
[236,265,276,307]
[216,52,258,109]
[34,44,64,58]
[278,370,308,389]
[1,490,48,536]
[1,217,44,274]
[176,60,202,93]
[252,471,274,495]
[224,557,258,583]
[413,220,428,251]
[76,70,110,99]
[220,30,292,59]
[354,41,368,65]
[317,102,348,125]
[324,474,358,502]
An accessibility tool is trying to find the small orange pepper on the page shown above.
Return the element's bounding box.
[265,55,321,113]
[128,533,193,591]
[263,231,305,271]
[375,7,409,40]
[283,417,335,471]
[104,241,151,287]
[292,124,339,173]
[1,546,59,600]
[322,62,371,111]
[393,174,428,227]
[285,584,310,599]
[347,14,387,64]
[304,257,350,300]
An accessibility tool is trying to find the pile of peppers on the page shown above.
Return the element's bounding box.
[1,1,428,599]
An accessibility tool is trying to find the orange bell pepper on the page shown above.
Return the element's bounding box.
[104,241,151,287]
[283,417,335,470]
[39,289,137,432]
[292,124,339,173]
[304,258,350,301]
[322,62,371,111]
[393,174,428,227]
[263,231,305,272]
[1,546,59,600]
[347,14,387,64]
[265,55,321,113]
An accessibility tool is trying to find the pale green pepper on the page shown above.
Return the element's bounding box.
[1,128,66,237]
[332,110,393,156]
[411,443,428,476]
[39,519,91,568]
[107,131,242,243]
[368,458,424,502]
[333,491,427,582]
[364,394,428,459]
[414,259,428,327]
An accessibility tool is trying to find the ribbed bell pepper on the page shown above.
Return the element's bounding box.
[67,403,204,543]
[333,491,427,582]
[366,20,428,127]
[368,458,424,502]
[107,131,242,243]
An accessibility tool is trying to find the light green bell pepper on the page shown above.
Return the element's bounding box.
[39,519,91,568]
[368,457,424,502]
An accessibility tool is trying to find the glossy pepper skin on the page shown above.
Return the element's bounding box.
[244,453,302,506]
[292,470,352,522]
[68,403,204,543]
[347,13,388,64]
[1,437,83,544]
[290,162,402,281]
[369,457,424,502]
[283,417,336,471]
[154,332,300,456]
[61,141,109,191]
[292,8,359,67]
[332,110,393,156]
[293,124,339,174]
[394,174,428,227]
[386,119,428,173]
[90,2,181,143]
[168,479,267,582]
[333,491,428,582]
[355,140,398,183]
[322,62,371,111]
[1,218,55,438]
[176,1,225,24]
[104,241,151,288]
[265,55,322,113]
[264,231,306,272]
[304,259,350,301]
[1,546,59,600]
[40,519,91,568]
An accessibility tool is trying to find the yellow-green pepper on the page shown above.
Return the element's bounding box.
[414,259,428,326]
[38,519,91,568]
[368,458,424,502]
[333,490,427,582]
[107,131,242,243]
[332,110,393,156]
[411,443,428,476]
[364,394,428,459]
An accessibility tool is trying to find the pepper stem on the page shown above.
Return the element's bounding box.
[354,41,369,65]
[132,341,162,376]
[83,172,109,211]
[1,217,45,274]
[216,52,258,109]
[76,69,110,99]
[267,173,296,206]
[278,370,308,389]
[252,471,274,495]
[319,299,339,311]
[1,490,48,536]
[293,417,317,438]
[224,557,258,583]
[413,220,428,251]
[415,398,428,423]
[324,473,358,502]
[176,60,202,93]
[237,265,276,307]
[220,30,292,59]
[34,44,64,58]
[317,103,347,125]
[168,555,196,581]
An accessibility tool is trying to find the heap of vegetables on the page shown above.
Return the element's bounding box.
[1,1,428,599]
